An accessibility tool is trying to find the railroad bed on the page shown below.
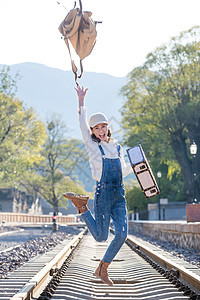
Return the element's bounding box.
[1,229,200,300]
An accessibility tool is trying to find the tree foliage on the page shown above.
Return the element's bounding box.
[34,116,88,212]
[0,68,46,183]
[125,180,147,212]
[121,26,200,203]
[0,66,20,97]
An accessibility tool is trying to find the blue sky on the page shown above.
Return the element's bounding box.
[0,0,200,77]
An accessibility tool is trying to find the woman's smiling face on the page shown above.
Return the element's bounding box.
[92,123,108,142]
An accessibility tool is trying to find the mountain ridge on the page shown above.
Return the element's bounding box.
[3,62,127,140]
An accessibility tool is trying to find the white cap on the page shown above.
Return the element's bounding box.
[89,112,109,128]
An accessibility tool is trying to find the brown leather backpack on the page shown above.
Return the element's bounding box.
[58,0,100,83]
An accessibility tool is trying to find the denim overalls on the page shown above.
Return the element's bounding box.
[82,143,128,263]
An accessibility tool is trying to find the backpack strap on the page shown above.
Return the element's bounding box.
[78,60,83,79]
[74,0,83,82]
[79,0,82,14]
[64,37,78,84]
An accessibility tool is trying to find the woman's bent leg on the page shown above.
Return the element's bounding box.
[81,193,111,242]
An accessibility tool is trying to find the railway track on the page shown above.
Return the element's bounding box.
[0,228,199,300]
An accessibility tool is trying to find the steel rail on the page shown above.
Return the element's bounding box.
[10,228,87,300]
[0,229,25,254]
[126,234,200,294]
[0,229,24,238]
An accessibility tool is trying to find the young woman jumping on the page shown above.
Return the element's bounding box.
[63,85,132,286]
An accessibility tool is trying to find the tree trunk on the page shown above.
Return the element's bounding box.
[170,133,194,202]
[52,189,58,214]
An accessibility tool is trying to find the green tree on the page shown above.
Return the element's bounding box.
[35,116,87,213]
[120,26,200,202]
[0,66,20,97]
[0,68,46,184]
[18,169,87,214]
[125,180,147,212]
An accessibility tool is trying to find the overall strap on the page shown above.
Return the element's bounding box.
[98,143,105,156]
[117,144,121,157]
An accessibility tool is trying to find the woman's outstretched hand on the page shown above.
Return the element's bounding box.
[75,85,88,104]
[75,85,88,114]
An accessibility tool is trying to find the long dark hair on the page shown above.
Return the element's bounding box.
[91,128,112,143]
